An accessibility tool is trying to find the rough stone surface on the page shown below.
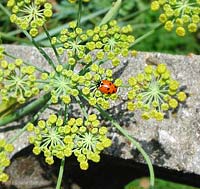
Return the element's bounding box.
[1,44,200,177]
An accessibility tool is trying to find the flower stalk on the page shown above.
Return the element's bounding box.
[43,25,62,65]
[77,0,83,28]
[96,104,155,187]
[56,158,65,189]
[0,93,51,126]
[131,23,162,47]
[99,0,122,25]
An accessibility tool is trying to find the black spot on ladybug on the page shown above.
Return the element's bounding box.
[107,92,111,94]
[107,88,110,91]
[109,82,112,86]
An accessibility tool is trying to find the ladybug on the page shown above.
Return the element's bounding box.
[98,80,117,94]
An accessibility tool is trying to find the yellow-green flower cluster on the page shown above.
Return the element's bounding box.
[0,139,14,182]
[52,22,88,63]
[27,114,67,165]
[65,114,111,170]
[39,62,121,108]
[82,64,122,109]
[53,20,136,67]
[27,114,111,170]
[7,0,53,37]
[0,58,39,104]
[39,65,85,104]
[151,0,200,36]
[127,64,187,121]
[85,20,135,66]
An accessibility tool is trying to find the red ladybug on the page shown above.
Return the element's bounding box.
[98,80,117,94]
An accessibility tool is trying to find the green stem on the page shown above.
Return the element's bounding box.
[8,99,51,144]
[56,102,68,188]
[63,104,68,124]
[0,3,10,17]
[77,0,82,28]
[56,158,65,189]
[119,7,149,22]
[75,96,88,118]
[0,98,19,117]
[43,25,61,65]
[78,61,93,75]
[0,31,31,44]
[79,58,107,75]
[7,29,22,36]
[31,37,56,70]
[0,93,51,126]
[99,0,122,26]
[130,23,163,47]
[34,8,109,42]
[96,105,155,187]
[3,51,47,73]
[132,23,159,29]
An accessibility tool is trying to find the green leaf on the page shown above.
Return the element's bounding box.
[99,0,122,26]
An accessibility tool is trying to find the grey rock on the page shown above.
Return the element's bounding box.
[1,44,200,176]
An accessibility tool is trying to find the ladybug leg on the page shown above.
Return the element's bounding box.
[90,81,100,94]
[90,86,97,93]
[96,81,102,88]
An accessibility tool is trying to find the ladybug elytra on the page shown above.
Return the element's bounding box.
[98,80,117,94]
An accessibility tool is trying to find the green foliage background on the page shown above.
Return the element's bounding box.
[125,178,200,189]
[0,0,199,54]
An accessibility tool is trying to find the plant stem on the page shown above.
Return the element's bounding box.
[0,3,10,17]
[96,105,155,187]
[3,51,47,73]
[35,8,109,42]
[99,0,122,26]
[0,31,31,44]
[119,7,149,22]
[131,23,160,29]
[8,99,51,144]
[43,25,61,65]
[130,23,162,47]
[0,93,51,126]
[31,37,56,70]
[79,58,107,75]
[0,99,18,118]
[75,96,88,118]
[81,94,155,186]
[56,158,65,189]
[63,104,68,124]
[77,0,82,28]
